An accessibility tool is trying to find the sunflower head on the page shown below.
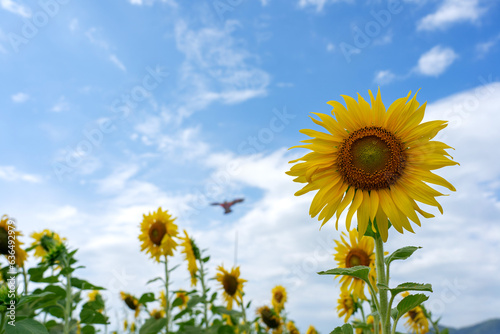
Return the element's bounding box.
[216,265,247,310]
[139,207,179,262]
[287,89,458,241]
[271,285,287,313]
[150,308,165,319]
[120,292,140,318]
[306,325,318,334]
[402,292,429,334]
[286,321,300,334]
[336,287,358,323]
[0,216,27,267]
[175,290,189,310]
[180,230,199,287]
[257,306,281,329]
[30,229,65,259]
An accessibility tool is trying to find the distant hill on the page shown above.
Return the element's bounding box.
[430,319,500,334]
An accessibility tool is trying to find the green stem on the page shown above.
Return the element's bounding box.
[22,266,28,296]
[0,310,6,334]
[164,255,170,334]
[199,260,209,329]
[240,295,248,333]
[63,271,73,334]
[374,234,390,334]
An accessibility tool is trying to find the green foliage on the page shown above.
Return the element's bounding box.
[330,323,354,334]
[5,318,49,334]
[318,266,371,284]
[385,246,421,266]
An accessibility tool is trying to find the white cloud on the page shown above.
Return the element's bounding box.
[475,33,500,59]
[109,54,127,72]
[0,0,30,17]
[373,30,393,46]
[51,96,70,112]
[0,166,41,183]
[417,0,486,31]
[298,0,349,12]
[374,70,396,85]
[85,28,109,50]
[128,0,177,7]
[326,42,335,52]
[416,45,458,76]
[11,92,29,103]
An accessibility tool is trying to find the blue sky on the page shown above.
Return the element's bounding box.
[1,0,500,332]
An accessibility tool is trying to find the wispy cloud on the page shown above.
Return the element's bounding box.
[373,70,396,85]
[85,27,109,50]
[128,0,177,7]
[326,42,335,52]
[0,0,31,18]
[297,0,347,12]
[69,18,79,32]
[415,45,458,76]
[109,54,127,72]
[475,33,500,59]
[0,166,41,183]
[417,0,486,31]
[51,96,70,112]
[11,92,29,103]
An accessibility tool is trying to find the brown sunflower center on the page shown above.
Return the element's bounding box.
[148,221,167,246]
[408,310,417,320]
[337,126,406,190]
[274,291,284,304]
[124,296,137,310]
[222,274,238,296]
[345,248,370,268]
[0,227,9,255]
[260,307,280,329]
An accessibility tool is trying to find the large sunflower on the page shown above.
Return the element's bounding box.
[180,230,198,287]
[287,90,458,241]
[0,215,27,267]
[336,287,357,323]
[139,207,178,262]
[30,229,65,259]
[271,285,287,313]
[402,293,429,334]
[334,229,376,299]
[215,265,247,310]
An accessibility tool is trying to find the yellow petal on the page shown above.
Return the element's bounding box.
[345,190,363,231]
[335,187,355,229]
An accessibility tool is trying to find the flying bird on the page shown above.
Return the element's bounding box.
[211,198,244,214]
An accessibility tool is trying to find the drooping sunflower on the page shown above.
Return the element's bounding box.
[286,321,300,334]
[306,325,318,334]
[336,287,357,323]
[139,207,179,262]
[257,306,281,330]
[180,230,199,287]
[30,229,65,259]
[271,285,287,313]
[120,292,140,318]
[175,290,189,310]
[287,89,458,241]
[150,308,165,319]
[334,229,376,299]
[0,215,27,267]
[402,293,429,334]
[215,265,247,310]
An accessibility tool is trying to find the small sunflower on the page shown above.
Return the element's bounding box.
[150,308,165,319]
[30,229,65,259]
[0,215,27,267]
[271,285,287,313]
[257,306,281,330]
[216,265,247,310]
[160,290,167,308]
[175,290,189,310]
[139,207,179,262]
[333,229,376,299]
[130,322,136,333]
[306,325,318,334]
[287,89,458,241]
[287,321,300,334]
[120,292,140,318]
[402,293,429,334]
[336,288,357,323]
[180,230,199,287]
[88,290,104,312]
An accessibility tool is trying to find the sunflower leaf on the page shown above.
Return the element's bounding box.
[139,317,167,334]
[329,323,354,334]
[5,318,49,334]
[146,277,164,285]
[318,266,371,284]
[385,246,421,266]
[395,293,429,321]
[390,283,433,297]
[138,292,155,304]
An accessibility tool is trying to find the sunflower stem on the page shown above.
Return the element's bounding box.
[374,234,390,334]
[199,258,209,329]
[240,295,248,333]
[62,255,73,334]
[164,255,170,334]
[22,265,28,296]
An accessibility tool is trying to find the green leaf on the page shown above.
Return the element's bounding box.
[138,292,155,304]
[186,294,203,308]
[172,297,183,308]
[28,266,50,283]
[318,266,371,284]
[81,325,96,334]
[218,325,235,334]
[70,278,103,290]
[146,277,164,285]
[139,318,167,334]
[389,283,433,297]
[5,318,49,334]
[80,308,108,324]
[395,293,429,320]
[44,285,66,300]
[385,246,421,266]
[441,329,449,334]
[17,292,55,307]
[330,323,354,334]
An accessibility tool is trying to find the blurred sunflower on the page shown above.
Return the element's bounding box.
[150,308,165,319]
[257,306,281,330]
[130,322,136,333]
[367,315,381,333]
[216,265,247,310]
[336,288,357,323]
[180,230,199,286]
[120,292,140,318]
[287,321,300,334]
[175,290,189,310]
[139,207,179,262]
[402,293,429,334]
[160,290,167,308]
[306,325,318,334]
[123,320,128,331]
[271,285,287,313]
[287,89,458,241]
[88,290,103,312]
[30,229,65,259]
[0,215,27,267]
[334,229,376,299]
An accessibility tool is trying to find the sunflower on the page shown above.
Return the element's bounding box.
[130,322,136,333]
[139,207,179,262]
[271,285,287,313]
[150,308,165,319]
[287,89,458,241]
[30,229,65,259]
[287,321,300,334]
[333,229,376,299]
[306,325,318,334]
[180,230,199,287]
[257,306,281,330]
[88,290,104,313]
[402,293,429,334]
[175,290,189,309]
[120,292,140,318]
[123,320,128,331]
[337,287,357,323]
[367,315,381,333]
[0,215,27,267]
[216,265,247,310]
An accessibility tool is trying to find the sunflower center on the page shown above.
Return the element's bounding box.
[408,310,417,320]
[337,126,406,190]
[274,291,283,304]
[222,274,238,296]
[148,221,167,246]
[0,227,9,255]
[345,248,370,268]
[124,296,137,310]
[260,307,280,329]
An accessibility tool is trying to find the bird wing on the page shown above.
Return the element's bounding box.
[210,202,221,206]
[231,198,244,204]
